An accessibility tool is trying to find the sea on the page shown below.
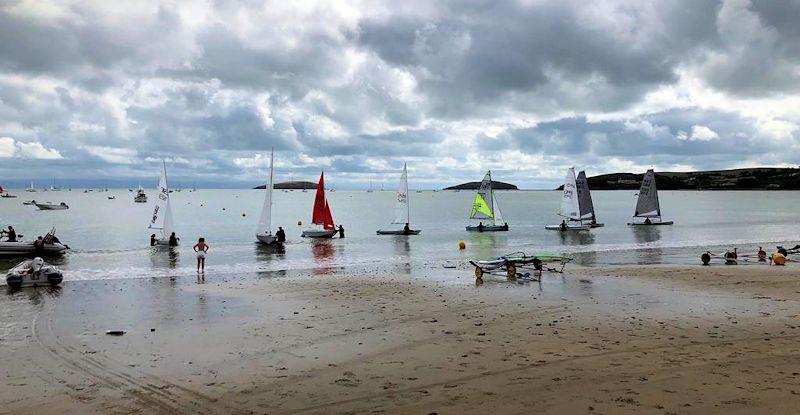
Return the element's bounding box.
[1,188,799,282]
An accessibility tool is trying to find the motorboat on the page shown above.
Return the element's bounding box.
[35,202,69,210]
[134,185,147,203]
[6,257,63,289]
[22,200,36,205]
[0,230,69,257]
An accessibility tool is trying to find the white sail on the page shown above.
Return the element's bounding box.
[576,170,595,220]
[634,169,661,217]
[492,193,505,225]
[256,149,274,236]
[558,167,581,221]
[391,163,410,225]
[149,161,174,239]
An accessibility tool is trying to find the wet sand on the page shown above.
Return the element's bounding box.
[2,264,800,414]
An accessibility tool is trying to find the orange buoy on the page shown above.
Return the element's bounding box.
[772,252,787,265]
[458,241,466,250]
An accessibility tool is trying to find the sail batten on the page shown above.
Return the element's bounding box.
[558,167,581,221]
[634,169,661,218]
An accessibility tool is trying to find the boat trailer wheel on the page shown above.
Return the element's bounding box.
[474,267,483,279]
[506,263,517,278]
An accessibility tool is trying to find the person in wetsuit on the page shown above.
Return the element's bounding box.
[276,227,286,243]
[168,232,179,246]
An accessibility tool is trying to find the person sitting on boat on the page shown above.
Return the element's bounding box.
[501,222,509,231]
[644,217,652,225]
[403,223,411,235]
[1,225,17,242]
[590,215,597,226]
[168,232,179,246]
[276,227,286,243]
[150,234,157,246]
[559,220,567,231]
[477,222,484,232]
[338,225,345,238]
[33,236,45,255]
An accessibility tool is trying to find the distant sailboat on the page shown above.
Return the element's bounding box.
[301,173,338,238]
[546,167,591,231]
[466,170,509,232]
[26,181,36,192]
[576,170,603,228]
[148,161,177,245]
[377,163,420,235]
[134,183,147,203]
[256,149,278,244]
[367,180,374,193]
[628,169,673,226]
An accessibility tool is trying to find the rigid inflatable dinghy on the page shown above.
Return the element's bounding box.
[6,257,63,289]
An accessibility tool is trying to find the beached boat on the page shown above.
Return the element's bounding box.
[6,257,63,288]
[301,173,338,238]
[134,184,147,203]
[148,161,178,245]
[627,169,673,226]
[466,170,509,232]
[35,202,69,210]
[576,170,603,227]
[377,163,420,235]
[546,168,590,231]
[470,252,572,280]
[256,149,278,244]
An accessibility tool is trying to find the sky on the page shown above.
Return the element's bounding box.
[1,0,799,189]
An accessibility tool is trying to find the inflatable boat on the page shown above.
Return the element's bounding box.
[6,257,63,289]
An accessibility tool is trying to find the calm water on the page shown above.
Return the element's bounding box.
[1,189,798,281]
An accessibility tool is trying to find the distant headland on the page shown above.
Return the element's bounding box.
[558,167,800,190]
[444,181,518,191]
[253,181,316,190]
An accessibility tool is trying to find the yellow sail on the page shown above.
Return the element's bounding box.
[470,194,494,220]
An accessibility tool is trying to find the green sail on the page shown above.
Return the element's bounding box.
[470,194,494,220]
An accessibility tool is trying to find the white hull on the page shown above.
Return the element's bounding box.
[301,229,337,239]
[256,234,278,244]
[35,203,68,210]
[545,224,591,231]
[0,242,68,256]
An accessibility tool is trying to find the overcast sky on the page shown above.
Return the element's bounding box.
[1,0,799,189]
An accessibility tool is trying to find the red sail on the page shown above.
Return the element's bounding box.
[311,172,326,225]
[323,201,335,230]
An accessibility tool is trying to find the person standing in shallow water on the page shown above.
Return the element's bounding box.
[276,227,286,243]
[338,225,345,238]
[193,237,209,273]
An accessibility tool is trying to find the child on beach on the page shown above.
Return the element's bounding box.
[193,237,209,272]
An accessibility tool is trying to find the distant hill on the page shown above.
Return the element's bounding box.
[444,181,518,190]
[556,167,800,190]
[253,181,316,190]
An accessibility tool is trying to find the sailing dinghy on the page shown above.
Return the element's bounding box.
[466,170,509,232]
[377,163,420,235]
[627,169,673,226]
[256,149,278,244]
[546,167,590,231]
[301,173,338,238]
[576,171,603,227]
[148,161,178,245]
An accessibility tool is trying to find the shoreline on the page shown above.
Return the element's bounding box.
[2,264,800,414]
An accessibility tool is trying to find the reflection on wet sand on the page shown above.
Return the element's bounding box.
[148,246,180,270]
[311,240,337,275]
[392,237,412,274]
[254,242,286,261]
[468,231,508,260]
[632,227,663,264]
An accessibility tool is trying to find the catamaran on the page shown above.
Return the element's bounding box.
[301,172,338,238]
[256,149,278,244]
[576,170,603,227]
[377,163,420,235]
[546,167,590,231]
[628,169,673,226]
[466,170,509,232]
[148,161,178,245]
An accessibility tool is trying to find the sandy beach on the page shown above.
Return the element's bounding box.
[2,263,800,414]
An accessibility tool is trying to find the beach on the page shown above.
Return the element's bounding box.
[2,263,799,414]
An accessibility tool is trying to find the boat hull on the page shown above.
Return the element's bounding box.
[589,223,604,228]
[627,221,674,226]
[256,234,279,244]
[35,203,68,210]
[376,229,421,235]
[545,225,591,231]
[0,242,68,257]
[301,230,338,239]
[465,225,508,232]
